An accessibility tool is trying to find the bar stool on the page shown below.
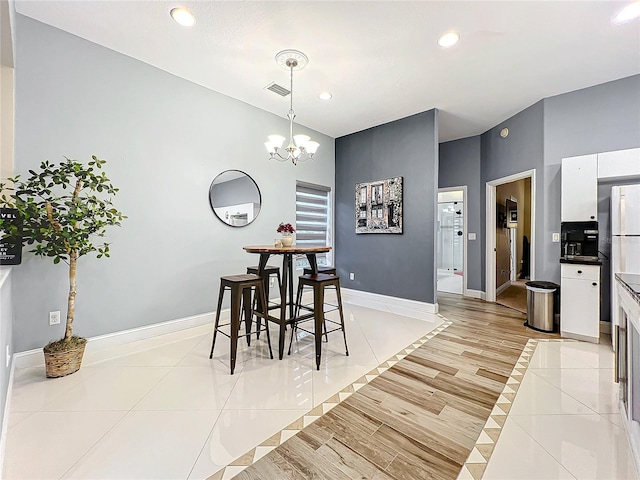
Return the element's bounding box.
[288,273,348,370]
[209,274,273,374]
[246,265,282,337]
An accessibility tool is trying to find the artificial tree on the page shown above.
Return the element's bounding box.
[0,155,125,376]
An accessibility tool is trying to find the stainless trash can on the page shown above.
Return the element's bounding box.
[525,281,559,333]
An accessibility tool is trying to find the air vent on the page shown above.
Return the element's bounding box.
[265,82,290,97]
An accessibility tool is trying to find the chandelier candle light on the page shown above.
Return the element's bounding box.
[265,50,319,165]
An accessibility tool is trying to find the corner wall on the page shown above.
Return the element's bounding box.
[335,110,439,305]
[13,15,335,351]
[438,136,482,292]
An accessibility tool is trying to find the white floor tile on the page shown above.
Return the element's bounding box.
[42,366,171,411]
[509,370,595,415]
[529,368,620,414]
[3,411,126,479]
[529,341,614,369]
[133,365,240,411]
[61,410,219,480]
[484,417,576,479]
[187,409,303,479]
[511,414,638,479]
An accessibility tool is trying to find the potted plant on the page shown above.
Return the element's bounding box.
[277,222,295,247]
[0,156,125,378]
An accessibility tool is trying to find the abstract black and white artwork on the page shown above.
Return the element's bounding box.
[355,176,403,234]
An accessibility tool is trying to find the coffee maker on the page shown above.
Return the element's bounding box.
[560,221,599,259]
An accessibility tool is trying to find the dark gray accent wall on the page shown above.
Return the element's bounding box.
[438,136,482,291]
[541,75,640,283]
[480,101,545,290]
[13,15,335,351]
[335,110,439,304]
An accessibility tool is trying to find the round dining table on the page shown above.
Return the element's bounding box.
[243,245,331,359]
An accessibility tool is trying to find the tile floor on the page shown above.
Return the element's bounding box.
[2,295,638,480]
[2,294,443,480]
[483,338,639,480]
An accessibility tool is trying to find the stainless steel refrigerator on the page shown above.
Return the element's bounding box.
[611,184,640,335]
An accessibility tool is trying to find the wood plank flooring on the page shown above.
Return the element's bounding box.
[234,293,558,480]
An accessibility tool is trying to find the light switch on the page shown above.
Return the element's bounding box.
[552,232,560,243]
[468,233,476,240]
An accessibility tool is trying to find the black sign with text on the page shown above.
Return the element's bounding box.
[0,208,22,265]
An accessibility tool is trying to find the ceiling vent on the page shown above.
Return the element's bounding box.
[265,82,290,97]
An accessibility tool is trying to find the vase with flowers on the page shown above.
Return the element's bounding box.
[277,222,295,247]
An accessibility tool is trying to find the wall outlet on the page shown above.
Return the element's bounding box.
[468,233,476,240]
[49,311,61,325]
[552,232,560,243]
[349,272,355,280]
[5,345,9,368]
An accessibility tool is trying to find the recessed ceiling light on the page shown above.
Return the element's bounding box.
[170,7,195,27]
[319,92,332,100]
[614,1,640,23]
[437,31,460,48]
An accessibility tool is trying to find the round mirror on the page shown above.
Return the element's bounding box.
[209,170,262,227]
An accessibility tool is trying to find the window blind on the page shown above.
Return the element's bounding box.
[296,182,331,268]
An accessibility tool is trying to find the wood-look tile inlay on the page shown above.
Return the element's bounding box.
[210,295,560,480]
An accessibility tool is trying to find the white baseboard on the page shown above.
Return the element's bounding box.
[496,281,512,296]
[341,288,439,315]
[464,289,486,300]
[13,310,219,370]
[600,321,612,335]
[561,330,599,344]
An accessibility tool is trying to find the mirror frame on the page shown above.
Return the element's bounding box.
[208,169,262,228]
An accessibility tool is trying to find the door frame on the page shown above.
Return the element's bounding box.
[437,186,468,297]
[485,170,536,303]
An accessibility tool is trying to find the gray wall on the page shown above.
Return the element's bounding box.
[335,110,439,304]
[480,101,545,291]
[541,75,640,284]
[13,15,335,351]
[438,136,482,292]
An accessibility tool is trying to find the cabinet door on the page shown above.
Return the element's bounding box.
[598,148,640,180]
[561,154,598,222]
[561,277,599,340]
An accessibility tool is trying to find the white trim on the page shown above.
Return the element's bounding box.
[496,280,512,296]
[0,355,14,475]
[560,330,599,344]
[341,288,439,315]
[465,289,486,300]
[437,186,468,297]
[486,169,536,303]
[13,310,217,370]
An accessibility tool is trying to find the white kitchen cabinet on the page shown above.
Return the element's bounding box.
[561,263,600,343]
[598,148,640,180]
[561,154,598,222]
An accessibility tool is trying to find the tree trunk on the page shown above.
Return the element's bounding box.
[65,250,78,342]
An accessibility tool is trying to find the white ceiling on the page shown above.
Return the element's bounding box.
[14,1,640,141]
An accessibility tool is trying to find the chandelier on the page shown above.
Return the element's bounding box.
[265,50,319,165]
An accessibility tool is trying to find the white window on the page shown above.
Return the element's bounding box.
[295,181,331,269]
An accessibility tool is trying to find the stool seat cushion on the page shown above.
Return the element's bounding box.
[221,273,262,283]
[299,273,339,283]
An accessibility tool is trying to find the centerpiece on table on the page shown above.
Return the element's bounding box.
[277,222,295,247]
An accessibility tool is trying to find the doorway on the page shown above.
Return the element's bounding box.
[437,187,467,295]
[485,170,536,305]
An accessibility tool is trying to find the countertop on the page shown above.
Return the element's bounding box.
[559,256,602,266]
[616,273,640,305]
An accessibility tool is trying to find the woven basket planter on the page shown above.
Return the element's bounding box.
[43,339,87,378]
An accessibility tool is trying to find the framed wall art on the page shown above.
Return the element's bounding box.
[355,176,403,234]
